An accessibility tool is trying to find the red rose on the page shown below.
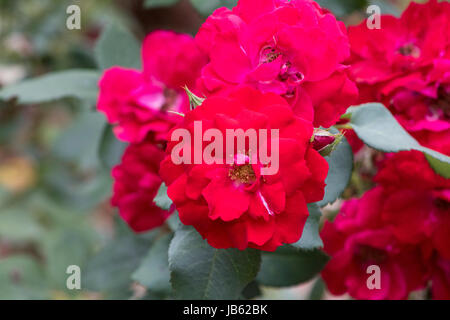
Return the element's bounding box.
[375,151,450,260]
[159,87,328,251]
[343,128,365,154]
[97,31,208,143]
[322,150,450,300]
[195,0,357,128]
[348,0,450,155]
[111,142,171,232]
[431,256,450,300]
[321,188,429,300]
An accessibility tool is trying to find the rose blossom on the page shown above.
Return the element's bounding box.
[159,87,328,251]
[111,141,171,232]
[431,256,450,300]
[97,31,208,143]
[376,152,450,300]
[348,0,450,155]
[321,150,450,299]
[321,187,429,300]
[374,151,450,260]
[195,0,358,128]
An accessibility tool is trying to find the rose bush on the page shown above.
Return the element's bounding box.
[3,0,450,301]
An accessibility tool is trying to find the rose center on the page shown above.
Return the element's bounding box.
[429,86,450,120]
[434,197,450,211]
[279,61,304,82]
[260,46,281,64]
[437,87,450,119]
[398,43,420,58]
[162,88,178,111]
[259,45,304,98]
[229,164,256,184]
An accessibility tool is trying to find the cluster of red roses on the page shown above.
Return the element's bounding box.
[98,0,357,250]
[321,0,450,300]
[322,151,450,299]
[97,0,450,299]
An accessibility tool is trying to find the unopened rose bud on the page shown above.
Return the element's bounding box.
[312,130,336,152]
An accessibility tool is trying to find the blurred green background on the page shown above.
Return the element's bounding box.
[0,0,421,300]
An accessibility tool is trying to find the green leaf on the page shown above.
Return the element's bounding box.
[0,208,45,242]
[309,277,326,300]
[42,228,94,290]
[98,124,128,170]
[144,0,180,8]
[83,235,153,297]
[241,281,261,299]
[369,0,400,17]
[167,212,181,231]
[154,183,172,210]
[349,103,450,179]
[53,112,106,170]
[132,234,172,293]
[40,163,112,211]
[423,148,450,179]
[0,70,100,104]
[316,0,367,16]
[292,204,323,250]
[95,24,142,70]
[257,246,328,288]
[349,103,418,151]
[169,225,261,300]
[190,0,238,16]
[317,135,353,207]
[0,256,49,299]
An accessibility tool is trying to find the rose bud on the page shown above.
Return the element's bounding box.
[312,129,337,155]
